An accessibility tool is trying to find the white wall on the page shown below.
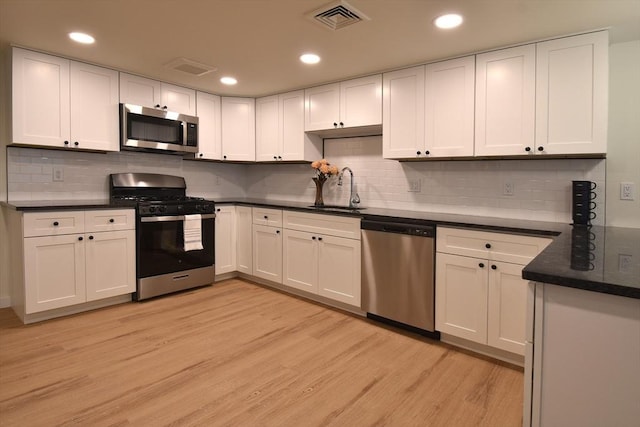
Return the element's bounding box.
[606,40,640,228]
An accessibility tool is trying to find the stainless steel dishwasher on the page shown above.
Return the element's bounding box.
[361,219,438,338]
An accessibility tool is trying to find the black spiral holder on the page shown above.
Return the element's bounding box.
[572,181,597,226]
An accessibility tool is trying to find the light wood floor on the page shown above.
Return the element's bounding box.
[0,279,524,426]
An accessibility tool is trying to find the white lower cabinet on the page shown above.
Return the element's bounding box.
[15,209,136,319]
[24,234,87,312]
[214,206,237,275]
[235,206,253,274]
[282,211,361,307]
[252,224,282,283]
[436,227,551,358]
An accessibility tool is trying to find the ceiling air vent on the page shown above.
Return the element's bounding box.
[164,58,217,77]
[307,0,370,31]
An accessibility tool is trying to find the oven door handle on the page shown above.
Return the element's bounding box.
[140,213,216,223]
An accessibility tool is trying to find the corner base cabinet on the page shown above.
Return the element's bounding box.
[7,208,136,323]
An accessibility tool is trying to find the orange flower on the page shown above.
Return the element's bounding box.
[311,159,339,179]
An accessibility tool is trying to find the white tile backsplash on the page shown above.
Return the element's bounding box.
[8,138,606,225]
[245,136,606,224]
[7,147,247,201]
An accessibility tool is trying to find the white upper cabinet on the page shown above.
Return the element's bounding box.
[339,75,382,128]
[475,44,536,156]
[535,31,608,155]
[12,48,119,151]
[382,65,426,159]
[195,91,222,160]
[305,74,382,132]
[69,62,120,152]
[221,97,256,161]
[119,73,196,115]
[119,73,161,108]
[424,56,476,157]
[255,95,280,161]
[256,90,322,162]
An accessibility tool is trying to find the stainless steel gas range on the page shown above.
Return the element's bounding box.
[110,173,215,300]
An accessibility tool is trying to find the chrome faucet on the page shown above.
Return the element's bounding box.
[338,167,360,208]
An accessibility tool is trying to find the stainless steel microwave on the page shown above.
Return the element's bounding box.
[120,103,198,154]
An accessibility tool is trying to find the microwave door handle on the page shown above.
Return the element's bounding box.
[140,213,216,223]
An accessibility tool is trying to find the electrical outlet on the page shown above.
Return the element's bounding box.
[408,179,421,192]
[52,166,64,182]
[618,254,632,273]
[620,182,635,200]
[503,182,514,196]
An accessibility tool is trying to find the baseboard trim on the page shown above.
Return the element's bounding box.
[0,296,10,308]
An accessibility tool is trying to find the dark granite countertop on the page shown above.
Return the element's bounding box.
[4,198,638,299]
[523,225,640,299]
[1,199,137,210]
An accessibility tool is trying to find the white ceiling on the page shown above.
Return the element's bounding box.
[1,0,639,97]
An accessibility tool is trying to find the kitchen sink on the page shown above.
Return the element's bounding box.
[308,205,366,211]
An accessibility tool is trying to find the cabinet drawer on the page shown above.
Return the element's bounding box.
[283,211,360,240]
[437,227,551,265]
[85,209,135,232]
[252,208,282,227]
[24,211,85,237]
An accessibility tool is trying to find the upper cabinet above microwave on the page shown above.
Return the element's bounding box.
[304,74,382,138]
[119,73,197,116]
[11,47,120,152]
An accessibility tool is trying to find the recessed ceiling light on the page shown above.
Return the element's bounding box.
[434,14,463,29]
[68,32,95,44]
[220,76,238,85]
[300,53,321,65]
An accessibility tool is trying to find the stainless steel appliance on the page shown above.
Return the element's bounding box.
[120,104,199,154]
[110,173,215,300]
[361,218,438,337]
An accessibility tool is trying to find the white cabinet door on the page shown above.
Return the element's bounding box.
[119,72,162,108]
[215,206,237,275]
[382,66,426,159]
[435,252,488,343]
[475,45,536,156]
[252,224,282,283]
[196,91,222,160]
[282,229,318,293]
[317,235,361,306]
[487,261,527,355]
[279,90,308,161]
[221,97,256,161]
[70,61,119,152]
[161,82,196,116]
[85,230,136,301]
[12,48,71,148]
[304,83,340,131]
[339,74,382,128]
[236,206,253,274]
[536,31,608,155]
[425,56,475,157]
[255,95,280,161]
[23,234,86,313]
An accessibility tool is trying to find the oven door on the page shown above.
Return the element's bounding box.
[138,214,215,278]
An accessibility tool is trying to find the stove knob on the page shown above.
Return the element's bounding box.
[158,206,166,213]
[149,206,156,213]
